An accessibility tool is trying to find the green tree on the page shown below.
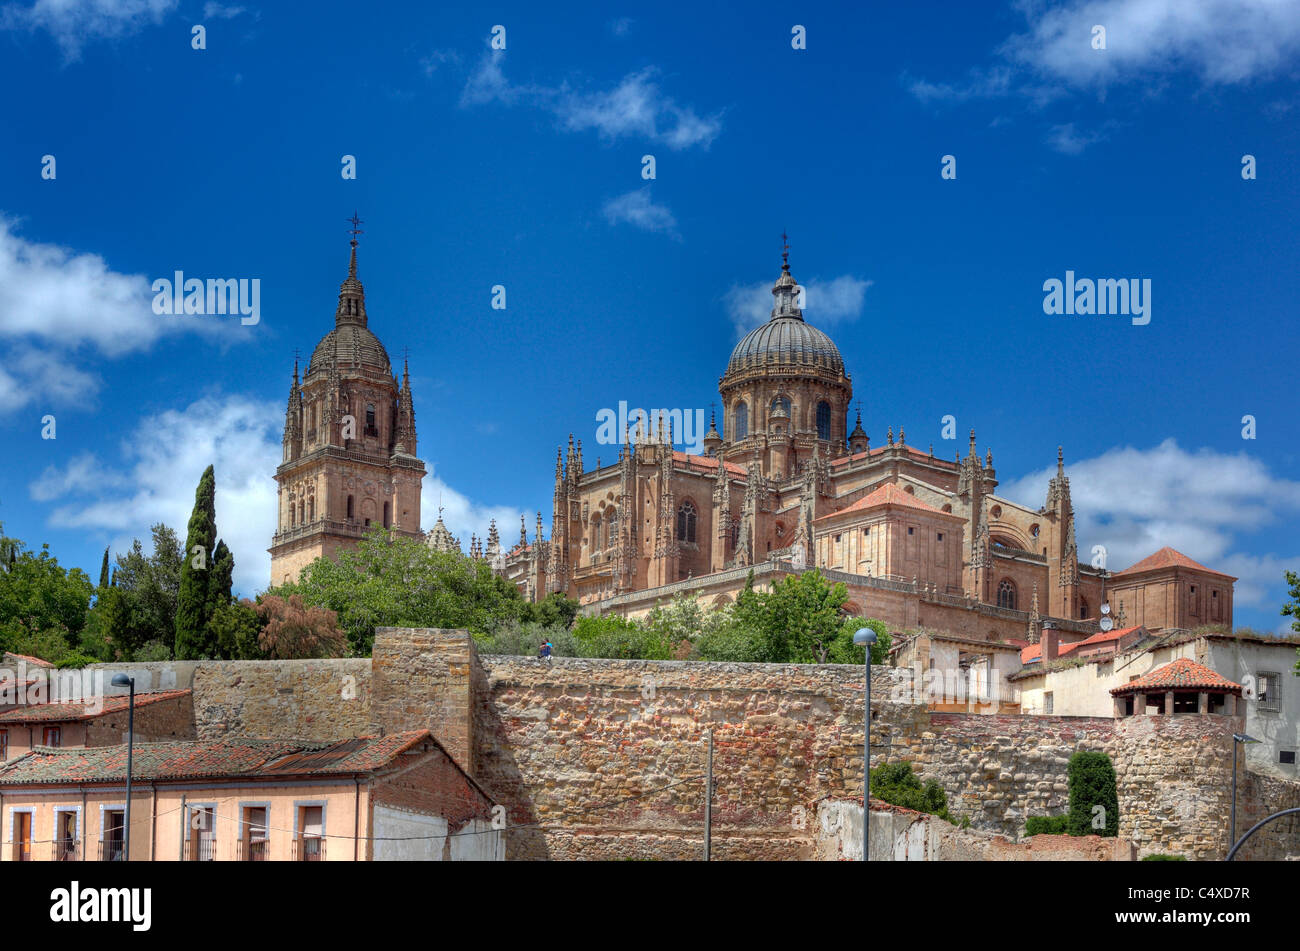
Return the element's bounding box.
[1066,751,1119,837]
[828,616,892,665]
[1279,570,1300,673]
[101,524,182,658]
[0,540,95,653]
[206,539,234,619]
[524,592,580,629]
[98,547,110,589]
[762,569,848,663]
[175,465,218,659]
[210,598,265,660]
[279,526,529,654]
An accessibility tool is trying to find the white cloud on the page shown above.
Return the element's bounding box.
[1001,0,1300,89]
[34,394,282,598]
[420,47,460,77]
[999,438,1300,612]
[1045,121,1110,154]
[0,216,230,413]
[609,17,634,37]
[0,0,176,60]
[201,2,244,18]
[724,274,873,335]
[602,188,679,237]
[461,53,721,150]
[911,0,1300,106]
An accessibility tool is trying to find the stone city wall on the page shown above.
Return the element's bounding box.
[87,628,1299,860]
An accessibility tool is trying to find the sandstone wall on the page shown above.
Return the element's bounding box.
[82,628,1298,862]
[189,659,371,742]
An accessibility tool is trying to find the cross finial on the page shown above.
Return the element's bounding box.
[781,229,790,270]
[347,212,364,243]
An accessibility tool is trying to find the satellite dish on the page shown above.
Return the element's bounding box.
[1101,603,1111,615]
[1099,616,1114,632]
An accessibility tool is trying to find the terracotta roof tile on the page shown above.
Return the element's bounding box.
[1109,658,1243,696]
[815,482,950,520]
[0,689,190,724]
[1020,626,1143,664]
[1116,546,1235,579]
[3,653,55,668]
[0,729,437,786]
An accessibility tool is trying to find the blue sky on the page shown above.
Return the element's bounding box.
[2,0,1299,632]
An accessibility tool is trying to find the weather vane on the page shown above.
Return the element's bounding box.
[347,212,364,242]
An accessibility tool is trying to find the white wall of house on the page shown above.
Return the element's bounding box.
[1019,636,1300,780]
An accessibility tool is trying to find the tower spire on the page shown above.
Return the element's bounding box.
[336,213,367,328]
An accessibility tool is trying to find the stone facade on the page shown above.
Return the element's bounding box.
[268,235,425,586]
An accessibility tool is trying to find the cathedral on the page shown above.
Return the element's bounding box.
[495,247,1236,644]
[268,228,426,585]
[272,231,1235,646]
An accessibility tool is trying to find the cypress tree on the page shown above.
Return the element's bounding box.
[206,539,234,620]
[175,465,217,659]
[98,547,110,589]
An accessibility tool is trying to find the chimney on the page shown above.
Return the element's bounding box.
[1041,622,1059,662]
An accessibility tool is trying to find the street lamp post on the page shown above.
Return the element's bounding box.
[853,628,879,862]
[111,674,135,861]
[1231,732,1259,850]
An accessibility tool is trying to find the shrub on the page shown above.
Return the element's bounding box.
[1067,751,1119,837]
[1141,853,1187,861]
[1025,815,1070,836]
[54,652,98,669]
[870,761,958,825]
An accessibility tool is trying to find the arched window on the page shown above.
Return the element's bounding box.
[383,502,390,528]
[346,495,354,520]
[770,396,792,416]
[997,579,1017,610]
[365,403,376,436]
[307,498,314,522]
[817,401,831,440]
[1079,597,1089,619]
[734,402,748,439]
[289,503,296,528]
[677,500,697,544]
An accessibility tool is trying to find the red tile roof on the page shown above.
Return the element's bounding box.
[0,689,190,724]
[815,482,952,520]
[1116,546,1235,579]
[0,729,438,785]
[671,451,748,476]
[3,652,55,668]
[1109,658,1243,696]
[1020,626,1143,664]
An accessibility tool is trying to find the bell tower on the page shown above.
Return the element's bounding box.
[269,217,426,585]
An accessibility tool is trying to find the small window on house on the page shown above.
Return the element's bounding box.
[1279,750,1297,765]
[1258,672,1282,712]
[834,534,842,544]
[0,729,7,760]
[346,495,354,519]
[937,532,944,541]
[43,727,61,747]
[907,527,914,535]
[1044,692,1054,715]
[862,527,870,535]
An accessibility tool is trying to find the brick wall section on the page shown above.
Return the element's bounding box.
[189,659,371,742]
[84,692,196,746]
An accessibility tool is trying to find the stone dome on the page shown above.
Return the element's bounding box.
[307,323,391,376]
[726,316,845,376]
